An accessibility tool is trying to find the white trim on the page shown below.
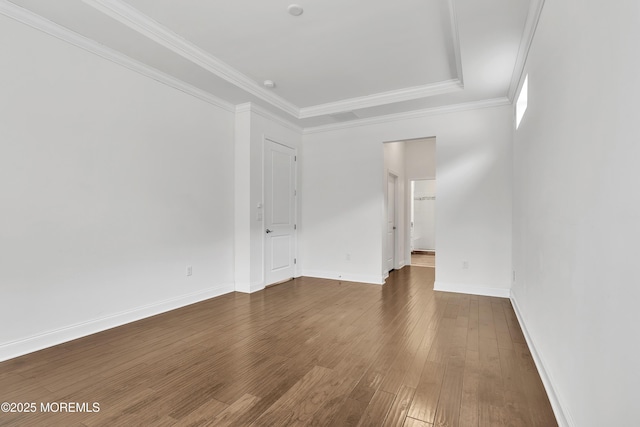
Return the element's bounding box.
[250,281,266,294]
[433,281,511,298]
[302,270,385,285]
[298,80,463,118]
[447,0,464,85]
[52,0,467,121]
[0,0,235,112]
[82,0,300,117]
[234,281,251,294]
[507,0,545,101]
[386,171,400,274]
[235,103,253,114]
[510,291,574,427]
[304,97,511,134]
[0,284,235,363]
[236,103,302,133]
[2,0,519,126]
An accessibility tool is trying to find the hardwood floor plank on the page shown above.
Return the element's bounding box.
[250,365,332,426]
[356,389,395,427]
[459,350,480,427]
[171,397,228,426]
[403,417,433,427]
[204,394,261,427]
[433,359,464,427]
[328,397,370,427]
[0,270,556,427]
[306,374,360,427]
[382,385,415,427]
[406,361,445,423]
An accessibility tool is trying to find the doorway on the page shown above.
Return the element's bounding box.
[410,179,436,268]
[382,136,435,280]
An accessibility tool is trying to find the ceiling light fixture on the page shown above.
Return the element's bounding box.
[263,80,276,89]
[288,4,303,16]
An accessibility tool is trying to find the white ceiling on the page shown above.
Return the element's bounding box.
[5,0,533,128]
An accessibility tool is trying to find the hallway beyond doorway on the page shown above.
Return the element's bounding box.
[411,251,435,268]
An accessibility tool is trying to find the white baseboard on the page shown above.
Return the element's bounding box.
[235,281,268,294]
[301,270,384,285]
[0,284,235,363]
[236,281,265,294]
[433,281,511,298]
[510,292,573,427]
[250,281,265,293]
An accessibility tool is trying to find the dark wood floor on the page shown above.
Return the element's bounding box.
[0,267,556,426]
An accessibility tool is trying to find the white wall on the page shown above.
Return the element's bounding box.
[300,127,385,284]
[234,105,302,293]
[0,15,235,360]
[412,180,436,251]
[511,1,640,426]
[405,138,436,180]
[302,105,513,294]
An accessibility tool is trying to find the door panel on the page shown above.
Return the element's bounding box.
[265,139,296,285]
[270,235,292,270]
[270,150,293,225]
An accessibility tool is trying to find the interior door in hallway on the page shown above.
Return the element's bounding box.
[386,173,397,272]
[264,139,296,286]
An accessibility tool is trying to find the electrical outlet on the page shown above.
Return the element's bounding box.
[462,261,469,270]
[186,266,192,276]
[345,253,351,261]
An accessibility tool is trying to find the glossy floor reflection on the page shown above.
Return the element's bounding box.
[0,267,556,426]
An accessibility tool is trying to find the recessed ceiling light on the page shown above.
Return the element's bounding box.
[288,4,303,16]
[263,80,276,89]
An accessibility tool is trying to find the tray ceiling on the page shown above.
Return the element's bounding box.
[4,0,535,128]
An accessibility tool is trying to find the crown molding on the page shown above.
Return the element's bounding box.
[236,103,303,134]
[4,0,521,132]
[298,79,463,119]
[82,0,300,117]
[19,0,473,122]
[0,0,235,112]
[508,0,546,101]
[235,103,253,115]
[77,0,468,121]
[304,97,511,134]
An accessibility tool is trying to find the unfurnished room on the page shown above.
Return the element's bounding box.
[1,1,638,426]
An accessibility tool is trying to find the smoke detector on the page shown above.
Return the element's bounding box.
[288,4,303,16]
[263,80,276,89]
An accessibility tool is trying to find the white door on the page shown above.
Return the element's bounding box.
[264,139,296,285]
[386,174,397,272]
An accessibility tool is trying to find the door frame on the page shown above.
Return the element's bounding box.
[262,136,298,286]
[386,171,399,273]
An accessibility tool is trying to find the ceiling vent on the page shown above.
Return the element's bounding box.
[328,111,360,122]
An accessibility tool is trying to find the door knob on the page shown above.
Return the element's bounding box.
[266,229,273,233]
